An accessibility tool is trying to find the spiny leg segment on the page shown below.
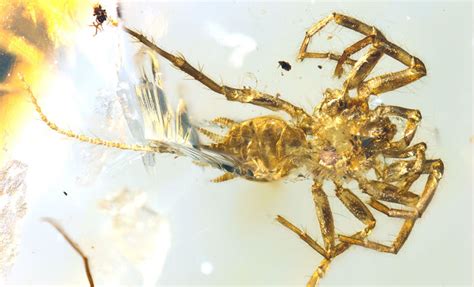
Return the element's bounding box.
[311,182,336,254]
[197,127,225,143]
[196,126,236,183]
[277,181,378,286]
[299,13,426,99]
[211,117,237,128]
[375,105,422,150]
[341,159,444,254]
[382,142,427,194]
[123,27,315,132]
[335,185,376,236]
[276,182,335,285]
[211,172,235,183]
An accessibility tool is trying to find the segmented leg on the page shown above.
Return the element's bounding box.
[298,14,358,65]
[341,159,443,253]
[368,200,417,219]
[339,219,415,254]
[278,207,374,287]
[414,159,444,216]
[278,180,383,286]
[211,172,235,183]
[211,117,237,128]
[369,159,444,218]
[358,44,426,97]
[343,48,385,93]
[365,148,440,219]
[375,105,422,150]
[197,127,225,142]
[306,232,369,287]
[312,182,335,254]
[307,258,331,286]
[299,13,426,98]
[298,51,357,66]
[382,142,426,159]
[370,142,426,216]
[276,182,336,286]
[278,223,377,286]
[276,215,329,259]
[358,180,420,207]
[276,215,344,286]
[90,23,103,36]
[334,35,377,78]
[335,185,376,235]
[124,27,315,131]
[303,185,377,285]
[382,143,426,193]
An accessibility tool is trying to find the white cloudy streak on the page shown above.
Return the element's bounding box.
[206,22,257,68]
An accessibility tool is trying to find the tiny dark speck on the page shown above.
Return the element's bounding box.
[278,61,291,71]
[116,3,122,18]
[63,191,68,196]
[317,65,323,69]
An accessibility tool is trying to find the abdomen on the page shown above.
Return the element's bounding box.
[211,116,307,181]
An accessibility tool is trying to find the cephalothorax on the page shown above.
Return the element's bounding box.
[26,12,444,286]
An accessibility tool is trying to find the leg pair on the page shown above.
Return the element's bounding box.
[341,157,443,253]
[346,136,443,253]
[123,28,315,132]
[365,140,429,220]
[298,13,426,99]
[277,181,376,286]
[278,155,443,286]
[367,147,443,221]
[373,105,422,150]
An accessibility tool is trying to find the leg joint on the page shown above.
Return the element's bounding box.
[412,56,427,76]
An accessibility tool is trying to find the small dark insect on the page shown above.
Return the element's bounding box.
[278,60,291,71]
[317,65,323,69]
[63,191,68,196]
[90,4,108,36]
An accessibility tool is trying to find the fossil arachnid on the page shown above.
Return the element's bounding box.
[25,11,444,286]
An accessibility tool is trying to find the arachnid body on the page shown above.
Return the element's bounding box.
[26,12,444,286]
